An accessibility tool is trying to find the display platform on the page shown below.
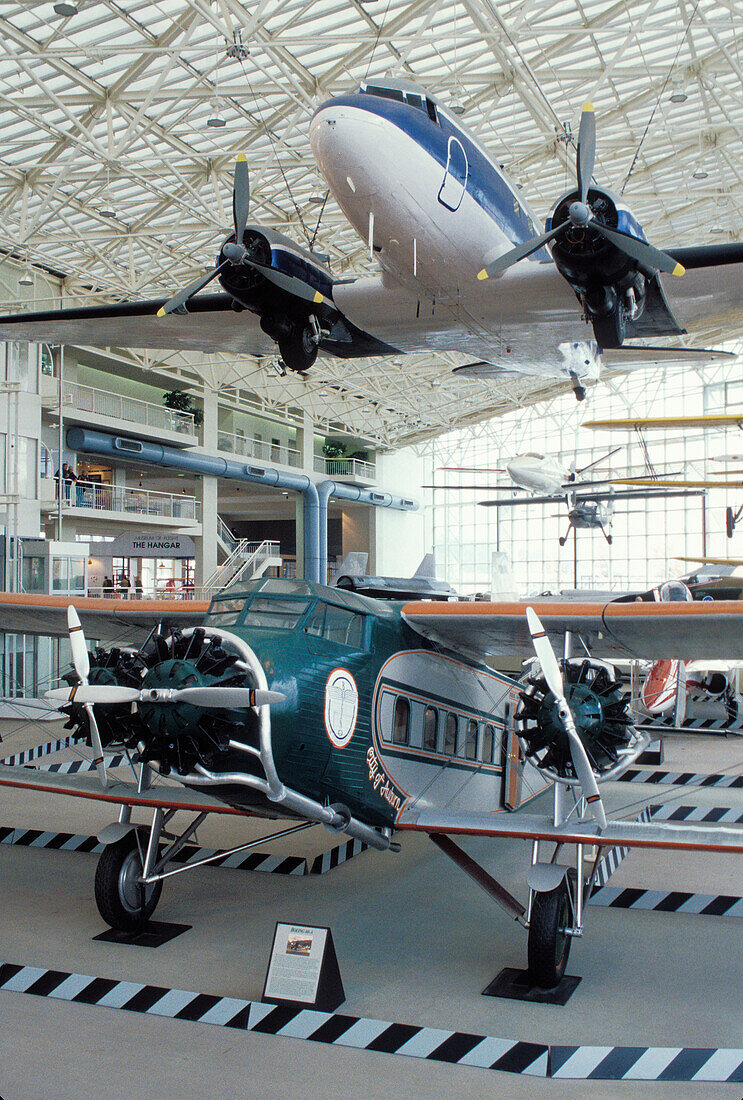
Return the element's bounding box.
[1,720,743,1097]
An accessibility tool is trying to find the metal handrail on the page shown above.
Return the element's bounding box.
[63,380,196,435]
[217,429,301,468]
[313,456,376,479]
[203,539,280,595]
[59,482,200,521]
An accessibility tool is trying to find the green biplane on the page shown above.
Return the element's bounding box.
[3,577,743,989]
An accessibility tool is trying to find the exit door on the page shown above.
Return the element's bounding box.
[438,136,468,212]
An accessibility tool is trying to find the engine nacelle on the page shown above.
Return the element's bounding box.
[516,657,639,782]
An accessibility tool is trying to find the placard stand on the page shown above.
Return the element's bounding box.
[262,922,345,1012]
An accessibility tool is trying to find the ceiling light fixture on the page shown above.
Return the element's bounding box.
[53,2,78,15]
[207,99,226,128]
[226,28,249,60]
[669,75,688,104]
[692,169,709,180]
[18,267,33,286]
[450,103,466,115]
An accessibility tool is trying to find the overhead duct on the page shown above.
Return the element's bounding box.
[65,428,416,584]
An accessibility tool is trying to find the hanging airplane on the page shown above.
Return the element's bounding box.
[477,486,705,546]
[2,581,743,991]
[433,448,623,497]
[0,84,739,394]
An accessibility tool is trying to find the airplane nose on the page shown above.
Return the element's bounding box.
[310,106,382,197]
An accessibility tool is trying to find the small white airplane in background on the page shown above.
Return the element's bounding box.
[438,448,623,496]
[0,83,739,391]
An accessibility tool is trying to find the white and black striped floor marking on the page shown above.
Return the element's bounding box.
[589,885,743,917]
[0,825,364,877]
[1,963,742,1081]
[0,963,548,1078]
[0,735,82,767]
[589,807,652,892]
[27,755,127,775]
[648,803,743,825]
[619,768,743,788]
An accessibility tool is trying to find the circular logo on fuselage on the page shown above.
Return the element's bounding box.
[324,668,359,748]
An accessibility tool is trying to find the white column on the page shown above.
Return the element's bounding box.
[194,390,218,591]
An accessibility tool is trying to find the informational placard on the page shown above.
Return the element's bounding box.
[262,922,344,1011]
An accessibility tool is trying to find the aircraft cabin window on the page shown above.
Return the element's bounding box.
[465,719,478,761]
[423,706,438,752]
[393,696,410,745]
[482,724,495,764]
[406,92,422,110]
[243,596,310,630]
[304,601,365,647]
[444,711,457,755]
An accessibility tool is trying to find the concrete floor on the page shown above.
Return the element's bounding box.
[1,720,742,1098]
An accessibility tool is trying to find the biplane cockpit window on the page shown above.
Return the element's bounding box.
[303,601,365,647]
[204,597,245,626]
[423,706,438,752]
[392,696,410,745]
[242,596,311,630]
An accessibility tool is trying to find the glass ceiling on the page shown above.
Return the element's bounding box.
[0,0,741,449]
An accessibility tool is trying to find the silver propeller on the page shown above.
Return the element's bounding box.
[525,606,607,830]
[45,683,284,709]
[478,102,684,282]
[66,605,108,789]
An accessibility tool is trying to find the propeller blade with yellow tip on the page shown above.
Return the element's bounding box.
[576,101,595,205]
[157,261,229,318]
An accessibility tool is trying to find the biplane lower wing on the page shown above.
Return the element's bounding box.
[399,807,743,854]
[0,765,250,817]
[402,598,743,661]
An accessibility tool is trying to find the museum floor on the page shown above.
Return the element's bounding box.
[1,719,742,1099]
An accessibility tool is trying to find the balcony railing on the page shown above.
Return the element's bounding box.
[217,429,301,468]
[59,482,200,521]
[314,456,376,479]
[63,381,196,436]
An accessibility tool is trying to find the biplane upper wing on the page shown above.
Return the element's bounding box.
[0,593,208,644]
[402,598,743,661]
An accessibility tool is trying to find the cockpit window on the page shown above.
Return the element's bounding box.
[406,92,422,110]
[363,83,404,103]
[425,97,438,123]
[205,597,245,626]
[304,600,365,648]
[243,596,311,630]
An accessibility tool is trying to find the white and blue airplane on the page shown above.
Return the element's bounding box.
[0,79,740,393]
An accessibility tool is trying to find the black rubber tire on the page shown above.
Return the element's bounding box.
[278,325,318,372]
[527,878,572,988]
[94,832,162,932]
[592,305,626,349]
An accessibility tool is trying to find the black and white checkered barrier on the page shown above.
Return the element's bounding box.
[1,963,741,1081]
[619,768,743,788]
[0,825,364,877]
[589,885,743,917]
[28,754,127,775]
[0,735,81,767]
[649,803,743,825]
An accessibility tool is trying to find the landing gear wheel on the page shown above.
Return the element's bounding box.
[592,305,626,349]
[278,324,318,372]
[527,878,572,988]
[94,831,162,932]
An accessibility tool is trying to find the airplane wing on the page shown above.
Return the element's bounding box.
[398,807,743,853]
[585,414,743,431]
[0,764,250,816]
[0,593,208,644]
[402,598,743,661]
[0,294,275,356]
[600,345,734,369]
[478,487,705,507]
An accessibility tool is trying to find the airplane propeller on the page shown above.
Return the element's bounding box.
[158,154,252,317]
[66,606,108,789]
[478,103,684,282]
[525,606,607,830]
[45,683,285,709]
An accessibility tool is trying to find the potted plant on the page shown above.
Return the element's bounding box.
[163,390,204,429]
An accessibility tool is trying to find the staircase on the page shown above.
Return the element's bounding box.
[203,539,282,596]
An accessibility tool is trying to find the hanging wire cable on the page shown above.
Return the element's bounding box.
[620,0,701,195]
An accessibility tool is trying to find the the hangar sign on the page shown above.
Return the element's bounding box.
[110,532,196,558]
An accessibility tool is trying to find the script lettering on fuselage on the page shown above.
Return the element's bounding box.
[366,746,403,813]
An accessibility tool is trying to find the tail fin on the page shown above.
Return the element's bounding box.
[413,553,436,579]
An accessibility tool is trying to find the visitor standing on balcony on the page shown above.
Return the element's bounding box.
[118,572,131,599]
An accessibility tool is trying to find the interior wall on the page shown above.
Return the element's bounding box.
[371,446,429,577]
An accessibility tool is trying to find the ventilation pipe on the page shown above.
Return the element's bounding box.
[65,428,416,585]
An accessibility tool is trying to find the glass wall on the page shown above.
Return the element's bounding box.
[431,350,743,597]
